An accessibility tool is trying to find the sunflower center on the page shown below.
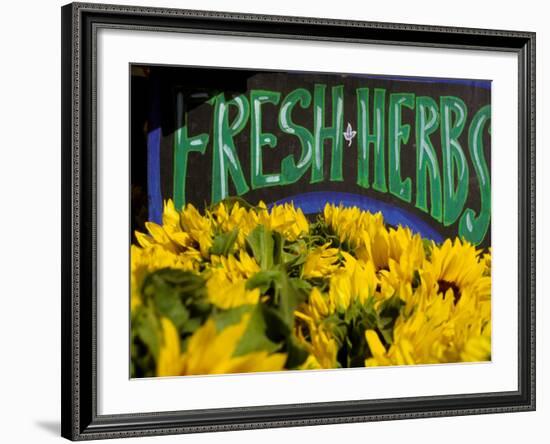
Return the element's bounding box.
[437,280,461,304]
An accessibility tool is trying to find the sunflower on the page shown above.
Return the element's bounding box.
[461,322,491,362]
[304,326,339,369]
[302,242,340,279]
[365,292,454,366]
[130,244,199,311]
[323,204,385,251]
[135,200,197,253]
[374,228,426,308]
[131,200,206,311]
[365,264,491,366]
[294,288,339,369]
[206,268,261,309]
[179,203,214,258]
[130,198,492,376]
[255,201,309,241]
[295,287,330,324]
[422,238,490,305]
[327,253,378,312]
[210,250,260,281]
[209,201,259,247]
[157,315,287,377]
[204,249,262,309]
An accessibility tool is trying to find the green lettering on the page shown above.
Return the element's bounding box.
[312,84,344,182]
[211,94,250,204]
[459,105,491,245]
[441,96,469,226]
[388,93,414,202]
[250,90,282,189]
[356,88,387,192]
[278,88,314,184]
[415,96,442,222]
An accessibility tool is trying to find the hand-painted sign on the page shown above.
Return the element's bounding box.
[131,65,491,247]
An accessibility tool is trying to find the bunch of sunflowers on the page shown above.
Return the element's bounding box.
[130,198,491,378]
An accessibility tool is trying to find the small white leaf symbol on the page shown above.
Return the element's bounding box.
[343,122,357,147]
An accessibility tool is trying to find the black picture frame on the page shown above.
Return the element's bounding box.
[61,2,536,440]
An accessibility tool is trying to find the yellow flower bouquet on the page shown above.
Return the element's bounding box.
[130,198,491,378]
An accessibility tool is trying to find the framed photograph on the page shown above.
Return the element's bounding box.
[61,2,536,440]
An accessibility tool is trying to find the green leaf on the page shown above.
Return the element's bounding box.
[272,231,284,266]
[379,293,405,320]
[130,337,157,378]
[281,239,307,269]
[179,317,203,335]
[210,228,239,256]
[323,315,347,346]
[246,225,275,270]
[276,273,302,326]
[153,288,189,330]
[248,267,304,326]
[133,304,161,360]
[140,268,212,339]
[233,305,280,356]
[319,297,382,368]
[289,277,312,295]
[411,270,421,289]
[423,238,434,259]
[284,336,309,369]
[212,305,253,331]
[248,268,308,335]
[376,293,405,345]
[142,269,206,302]
[233,304,307,369]
[246,270,281,293]
[378,325,393,345]
[261,304,292,339]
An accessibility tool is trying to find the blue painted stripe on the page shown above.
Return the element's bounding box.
[146,76,163,225]
[354,74,492,90]
[286,70,492,90]
[271,191,444,243]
